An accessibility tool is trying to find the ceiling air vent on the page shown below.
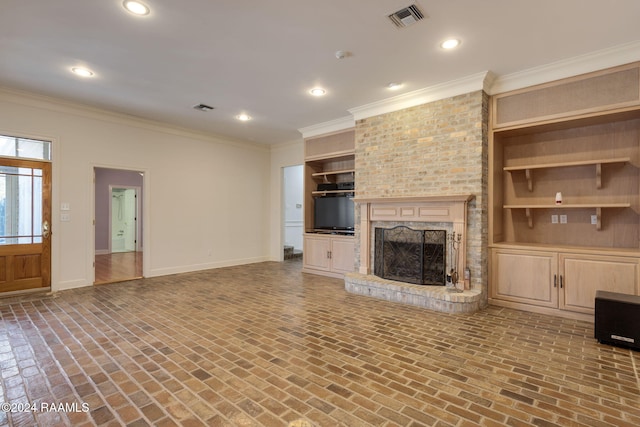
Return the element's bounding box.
[193,103,214,112]
[388,4,425,28]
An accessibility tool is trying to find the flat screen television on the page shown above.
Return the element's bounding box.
[314,196,354,231]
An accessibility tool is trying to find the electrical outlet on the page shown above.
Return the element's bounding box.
[591,215,598,225]
[551,215,558,224]
[560,214,568,224]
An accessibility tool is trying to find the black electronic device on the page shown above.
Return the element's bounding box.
[337,182,354,190]
[595,290,640,350]
[317,183,338,191]
[314,196,354,231]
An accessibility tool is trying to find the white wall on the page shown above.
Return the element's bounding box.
[0,88,271,291]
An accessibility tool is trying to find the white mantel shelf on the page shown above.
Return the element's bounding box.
[352,194,475,204]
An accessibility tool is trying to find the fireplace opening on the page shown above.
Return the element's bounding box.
[374,226,446,285]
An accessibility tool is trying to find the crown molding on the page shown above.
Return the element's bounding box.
[489,40,640,95]
[0,86,269,152]
[348,71,491,121]
[298,115,355,139]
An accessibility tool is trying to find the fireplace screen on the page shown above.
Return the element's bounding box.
[374,226,446,285]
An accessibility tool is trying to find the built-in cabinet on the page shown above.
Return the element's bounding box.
[303,233,355,277]
[491,249,639,315]
[301,129,355,278]
[489,62,640,320]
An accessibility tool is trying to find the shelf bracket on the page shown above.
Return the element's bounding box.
[525,207,533,228]
[525,168,533,192]
[596,163,602,189]
[596,207,602,231]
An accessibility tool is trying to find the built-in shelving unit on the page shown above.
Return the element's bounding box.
[489,61,640,320]
[302,129,356,278]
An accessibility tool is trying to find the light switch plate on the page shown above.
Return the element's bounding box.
[591,215,598,225]
[551,215,558,224]
[560,214,568,224]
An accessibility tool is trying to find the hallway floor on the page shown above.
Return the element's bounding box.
[0,260,638,426]
[94,252,143,285]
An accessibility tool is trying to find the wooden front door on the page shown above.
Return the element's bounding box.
[0,158,52,293]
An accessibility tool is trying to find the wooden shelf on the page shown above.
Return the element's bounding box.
[504,203,631,209]
[504,203,631,230]
[312,190,355,196]
[305,150,355,163]
[312,168,355,176]
[504,157,631,191]
[503,157,631,172]
[490,241,640,255]
[312,169,355,179]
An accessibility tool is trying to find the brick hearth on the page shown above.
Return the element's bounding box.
[345,272,483,313]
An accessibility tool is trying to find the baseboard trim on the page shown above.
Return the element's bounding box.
[146,256,270,278]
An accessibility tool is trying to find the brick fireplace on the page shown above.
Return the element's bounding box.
[344,196,483,312]
[344,89,490,312]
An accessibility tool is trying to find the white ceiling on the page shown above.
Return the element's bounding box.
[2,0,640,145]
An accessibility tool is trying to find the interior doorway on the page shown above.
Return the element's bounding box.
[283,165,303,261]
[110,186,139,253]
[94,167,143,284]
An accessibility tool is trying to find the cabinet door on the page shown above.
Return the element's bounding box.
[560,254,640,314]
[330,238,355,274]
[303,235,331,271]
[491,249,558,308]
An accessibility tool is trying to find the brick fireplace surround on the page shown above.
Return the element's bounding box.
[344,195,483,313]
[343,89,490,313]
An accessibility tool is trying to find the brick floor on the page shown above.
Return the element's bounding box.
[0,260,638,426]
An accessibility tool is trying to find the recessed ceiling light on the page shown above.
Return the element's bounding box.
[440,38,461,50]
[236,113,251,121]
[387,82,403,90]
[71,67,94,77]
[335,50,352,60]
[309,88,326,97]
[123,1,150,16]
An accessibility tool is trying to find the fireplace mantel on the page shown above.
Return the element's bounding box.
[355,194,474,289]
[353,194,475,205]
[346,193,482,313]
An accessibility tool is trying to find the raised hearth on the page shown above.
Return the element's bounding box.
[345,272,482,313]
